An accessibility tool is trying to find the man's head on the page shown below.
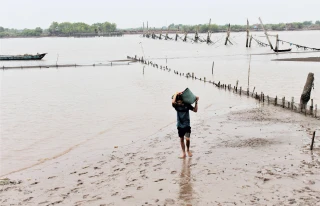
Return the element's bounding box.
[176,95,183,105]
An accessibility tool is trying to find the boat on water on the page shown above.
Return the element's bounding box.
[0,53,47,61]
[273,48,292,53]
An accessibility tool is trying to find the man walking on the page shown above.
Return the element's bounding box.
[172,92,199,158]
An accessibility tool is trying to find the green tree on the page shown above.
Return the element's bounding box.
[302,21,312,26]
[0,26,4,32]
[35,27,43,35]
[48,22,59,35]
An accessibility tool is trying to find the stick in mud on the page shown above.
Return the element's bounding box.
[310,131,316,150]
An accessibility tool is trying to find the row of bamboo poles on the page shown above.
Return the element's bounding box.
[128,55,318,120]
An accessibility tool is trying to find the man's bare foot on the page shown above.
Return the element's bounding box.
[179,153,186,159]
[187,151,193,157]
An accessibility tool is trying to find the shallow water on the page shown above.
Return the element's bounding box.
[0,31,319,176]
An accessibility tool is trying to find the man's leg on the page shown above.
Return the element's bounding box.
[180,137,186,158]
[185,137,192,157]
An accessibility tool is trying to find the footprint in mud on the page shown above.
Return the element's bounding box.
[94,167,100,170]
[70,171,77,175]
[48,176,57,179]
[31,182,39,185]
[137,186,143,190]
[70,188,79,193]
[140,169,146,174]
[120,168,125,171]
[83,194,89,199]
[79,172,88,176]
[122,196,133,200]
[126,184,134,187]
[48,187,64,192]
[164,198,175,205]
[141,175,148,180]
[23,197,33,202]
[111,192,119,196]
[125,162,134,166]
[154,179,165,182]
[171,171,177,174]
[82,166,90,169]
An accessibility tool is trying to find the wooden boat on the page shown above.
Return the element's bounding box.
[0,53,46,60]
[273,48,292,52]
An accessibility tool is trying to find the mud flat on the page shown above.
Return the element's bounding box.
[273,57,320,62]
[0,105,319,206]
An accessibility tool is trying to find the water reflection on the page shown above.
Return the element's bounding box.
[179,158,194,204]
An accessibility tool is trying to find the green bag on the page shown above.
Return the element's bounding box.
[181,88,197,104]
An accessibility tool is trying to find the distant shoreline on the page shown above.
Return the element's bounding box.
[1,28,320,39]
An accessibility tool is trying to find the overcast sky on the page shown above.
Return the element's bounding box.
[1,0,319,29]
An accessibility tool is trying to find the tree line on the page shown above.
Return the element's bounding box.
[0,21,117,37]
[149,20,320,33]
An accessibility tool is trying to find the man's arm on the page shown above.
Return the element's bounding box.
[193,97,199,112]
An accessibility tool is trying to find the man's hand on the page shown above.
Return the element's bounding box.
[196,96,199,102]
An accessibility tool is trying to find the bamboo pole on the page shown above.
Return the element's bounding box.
[259,17,274,50]
[246,19,249,47]
[310,131,316,150]
[225,24,231,45]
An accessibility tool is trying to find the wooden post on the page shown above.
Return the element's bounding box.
[282,97,285,108]
[275,34,279,51]
[310,99,314,115]
[192,72,194,79]
[212,61,214,75]
[204,77,206,82]
[275,96,277,106]
[240,87,242,95]
[259,17,274,50]
[315,104,317,117]
[310,131,316,150]
[225,24,231,45]
[291,97,294,110]
[248,55,251,90]
[143,22,145,37]
[246,19,249,47]
[300,73,314,112]
[247,88,249,96]
[267,95,270,104]
[249,35,253,47]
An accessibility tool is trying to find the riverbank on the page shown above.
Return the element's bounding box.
[1,105,319,206]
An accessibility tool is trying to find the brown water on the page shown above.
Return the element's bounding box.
[0,31,319,177]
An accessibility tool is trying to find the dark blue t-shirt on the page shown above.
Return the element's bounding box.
[172,103,194,128]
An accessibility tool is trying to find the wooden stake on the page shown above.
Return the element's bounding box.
[225,24,231,45]
[248,55,251,90]
[310,131,316,150]
[249,35,253,47]
[259,17,274,50]
[246,19,249,47]
[300,73,314,111]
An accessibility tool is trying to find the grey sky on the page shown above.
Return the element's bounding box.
[1,0,319,29]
